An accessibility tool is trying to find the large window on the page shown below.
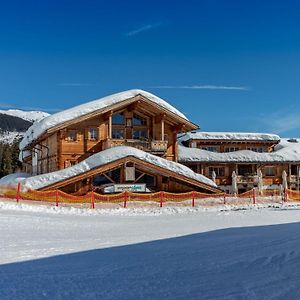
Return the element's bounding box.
[112,112,124,125]
[112,129,124,139]
[133,129,148,140]
[133,114,147,126]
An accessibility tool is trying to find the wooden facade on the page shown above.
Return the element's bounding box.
[20,94,221,194]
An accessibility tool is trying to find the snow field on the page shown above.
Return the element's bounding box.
[2,199,300,299]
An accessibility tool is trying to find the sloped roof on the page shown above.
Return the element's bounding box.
[179,131,280,142]
[179,138,300,163]
[20,89,192,150]
[20,146,217,191]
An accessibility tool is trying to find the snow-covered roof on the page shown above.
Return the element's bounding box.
[179,138,300,164]
[19,146,217,190]
[179,132,280,142]
[20,90,189,150]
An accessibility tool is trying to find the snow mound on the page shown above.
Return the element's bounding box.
[0,173,31,185]
[20,89,188,150]
[20,146,216,190]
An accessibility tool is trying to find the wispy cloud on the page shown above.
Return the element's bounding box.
[261,110,300,134]
[58,83,94,87]
[126,22,162,37]
[0,102,61,112]
[151,85,250,91]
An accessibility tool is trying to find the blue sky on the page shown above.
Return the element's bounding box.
[1,0,300,137]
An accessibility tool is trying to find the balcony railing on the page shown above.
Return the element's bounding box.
[236,175,259,183]
[103,139,168,153]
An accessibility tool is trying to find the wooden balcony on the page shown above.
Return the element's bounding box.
[103,139,168,153]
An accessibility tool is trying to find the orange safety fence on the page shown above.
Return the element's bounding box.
[286,189,300,202]
[0,183,298,208]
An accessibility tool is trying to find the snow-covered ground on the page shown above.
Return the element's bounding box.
[1,200,300,299]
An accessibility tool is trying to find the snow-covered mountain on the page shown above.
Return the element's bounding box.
[0,109,49,123]
[0,109,50,145]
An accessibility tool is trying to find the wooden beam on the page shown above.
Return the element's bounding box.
[103,173,115,184]
[133,172,145,183]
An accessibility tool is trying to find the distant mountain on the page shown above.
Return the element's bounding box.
[0,109,49,122]
[0,109,50,145]
[0,113,32,132]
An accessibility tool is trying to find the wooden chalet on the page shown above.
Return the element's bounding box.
[20,90,220,194]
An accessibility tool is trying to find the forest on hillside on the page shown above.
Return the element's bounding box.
[0,140,22,177]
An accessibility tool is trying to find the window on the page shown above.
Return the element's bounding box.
[64,160,77,168]
[201,146,218,152]
[238,165,253,176]
[89,128,98,140]
[208,167,225,177]
[224,147,240,152]
[247,147,264,153]
[264,166,275,176]
[133,114,147,126]
[67,130,77,141]
[133,129,148,140]
[112,129,124,139]
[112,112,124,125]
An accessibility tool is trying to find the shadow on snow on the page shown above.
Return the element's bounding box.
[1,223,300,299]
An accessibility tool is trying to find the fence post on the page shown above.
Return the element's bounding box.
[253,188,256,204]
[192,191,195,207]
[223,193,226,205]
[160,191,164,207]
[90,191,95,209]
[55,190,59,207]
[123,191,127,208]
[16,182,21,203]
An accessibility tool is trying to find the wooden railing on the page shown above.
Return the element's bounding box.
[103,139,168,152]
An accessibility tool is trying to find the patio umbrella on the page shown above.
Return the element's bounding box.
[257,169,263,195]
[232,171,238,195]
[282,170,288,190]
[211,170,216,184]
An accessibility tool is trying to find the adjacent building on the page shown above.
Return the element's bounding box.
[179,132,300,193]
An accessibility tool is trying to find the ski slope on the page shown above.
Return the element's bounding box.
[1,201,300,299]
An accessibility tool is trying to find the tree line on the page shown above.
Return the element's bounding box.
[0,140,22,177]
